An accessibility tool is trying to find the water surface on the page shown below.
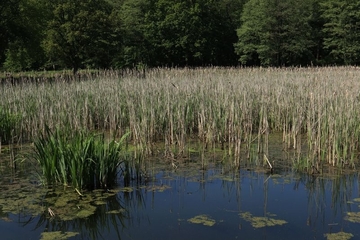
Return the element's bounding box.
[0,155,359,240]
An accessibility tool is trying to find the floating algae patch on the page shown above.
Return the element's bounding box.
[239,212,287,228]
[187,214,216,226]
[0,183,106,221]
[324,231,353,240]
[147,184,171,192]
[119,187,134,193]
[44,188,121,221]
[346,198,360,205]
[76,205,97,218]
[345,212,360,223]
[0,178,47,216]
[45,189,100,221]
[40,231,79,240]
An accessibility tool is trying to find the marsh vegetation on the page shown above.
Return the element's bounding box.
[1,66,360,238]
[1,67,359,174]
[29,126,130,189]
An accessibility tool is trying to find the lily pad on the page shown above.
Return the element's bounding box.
[187,214,215,226]
[324,232,353,240]
[239,212,287,228]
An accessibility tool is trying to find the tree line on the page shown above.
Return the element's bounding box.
[1,0,359,72]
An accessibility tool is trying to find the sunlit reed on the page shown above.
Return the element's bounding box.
[2,67,360,170]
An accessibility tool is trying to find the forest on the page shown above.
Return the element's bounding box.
[1,0,359,72]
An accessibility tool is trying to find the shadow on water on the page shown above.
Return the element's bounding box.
[1,147,360,239]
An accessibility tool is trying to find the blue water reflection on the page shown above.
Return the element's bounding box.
[116,170,359,240]
[1,168,359,240]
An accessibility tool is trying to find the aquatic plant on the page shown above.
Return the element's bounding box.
[324,231,353,240]
[345,211,360,223]
[239,212,287,228]
[0,106,21,145]
[30,126,130,189]
[1,67,360,169]
[40,231,79,240]
[187,214,216,226]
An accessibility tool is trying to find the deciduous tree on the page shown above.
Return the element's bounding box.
[235,0,316,66]
[43,0,117,73]
[322,0,360,65]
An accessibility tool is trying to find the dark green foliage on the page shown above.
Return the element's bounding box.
[235,0,316,66]
[321,0,360,65]
[43,0,118,73]
[31,126,130,190]
[142,0,238,66]
[117,0,151,68]
[2,0,360,69]
[0,0,20,66]
[0,0,47,71]
[0,107,21,145]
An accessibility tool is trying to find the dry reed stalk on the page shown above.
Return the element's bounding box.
[1,67,360,169]
[48,207,55,217]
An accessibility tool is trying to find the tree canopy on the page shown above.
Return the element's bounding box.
[0,0,359,71]
[42,0,117,73]
[322,0,360,65]
[235,0,316,66]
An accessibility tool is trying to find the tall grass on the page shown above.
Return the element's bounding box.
[0,106,21,145]
[30,126,130,189]
[2,67,360,170]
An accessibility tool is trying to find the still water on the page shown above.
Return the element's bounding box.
[0,159,359,240]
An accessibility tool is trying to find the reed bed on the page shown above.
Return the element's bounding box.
[1,67,360,170]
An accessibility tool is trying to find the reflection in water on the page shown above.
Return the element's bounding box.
[0,159,360,239]
[301,172,358,233]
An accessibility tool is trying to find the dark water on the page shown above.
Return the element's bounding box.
[1,159,359,240]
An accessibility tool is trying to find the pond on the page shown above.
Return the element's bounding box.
[0,151,359,240]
